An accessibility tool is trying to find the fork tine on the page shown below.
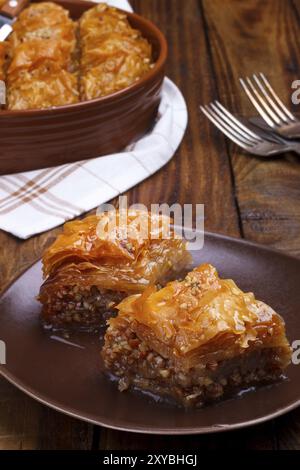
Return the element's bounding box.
[210,103,259,144]
[253,74,290,124]
[247,76,283,125]
[213,101,263,142]
[259,73,296,122]
[239,77,276,127]
[205,104,258,145]
[200,105,251,150]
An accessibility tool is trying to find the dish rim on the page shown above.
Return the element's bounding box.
[0,230,299,435]
[0,0,168,117]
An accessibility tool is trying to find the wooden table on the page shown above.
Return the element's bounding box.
[1,0,300,450]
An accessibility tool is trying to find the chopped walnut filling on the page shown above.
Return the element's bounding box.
[102,322,286,407]
[39,285,126,328]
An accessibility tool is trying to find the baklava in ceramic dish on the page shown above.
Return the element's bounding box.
[2,2,153,110]
[38,211,191,329]
[102,263,291,407]
[79,4,153,100]
[0,0,167,174]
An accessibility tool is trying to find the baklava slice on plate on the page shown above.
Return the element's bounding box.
[38,211,191,329]
[102,263,291,407]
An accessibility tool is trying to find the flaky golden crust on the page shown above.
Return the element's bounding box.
[79,3,134,38]
[41,211,191,289]
[9,24,77,69]
[8,39,75,78]
[6,2,78,110]
[103,264,291,407]
[79,4,152,100]
[1,2,153,109]
[112,264,291,365]
[0,42,8,82]
[7,68,79,110]
[41,238,190,293]
[14,2,71,28]
[8,3,78,70]
[38,211,192,327]
[42,211,182,273]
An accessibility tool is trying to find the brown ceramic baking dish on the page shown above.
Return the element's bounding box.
[0,0,167,175]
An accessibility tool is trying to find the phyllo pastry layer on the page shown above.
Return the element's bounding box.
[38,210,191,328]
[0,2,154,109]
[102,263,291,407]
[6,2,79,110]
[0,42,8,82]
[79,3,153,100]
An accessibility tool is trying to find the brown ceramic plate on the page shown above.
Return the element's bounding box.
[0,0,167,175]
[0,232,299,434]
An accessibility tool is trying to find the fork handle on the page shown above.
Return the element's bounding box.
[278,122,300,140]
[285,142,300,155]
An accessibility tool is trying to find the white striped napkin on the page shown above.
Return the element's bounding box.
[0,1,188,239]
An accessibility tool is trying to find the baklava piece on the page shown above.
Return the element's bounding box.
[6,2,79,110]
[38,211,191,329]
[79,4,153,100]
[102,264,291,407]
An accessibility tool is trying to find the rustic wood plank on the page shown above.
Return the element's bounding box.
[99,422,275,450]
[202,0,300,257]
[124,0,240,235]
[275,408,300,450]
[0,0,298,452]
[0,377,40,450]
[98,0,243,451]
[0,228,94,449]
[0,376,93,450]
[202,0,300,449]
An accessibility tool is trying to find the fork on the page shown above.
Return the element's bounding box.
[239,73,300,139]
[200,100,300,156]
